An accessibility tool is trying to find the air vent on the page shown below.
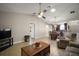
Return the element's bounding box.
[70,10,75,14]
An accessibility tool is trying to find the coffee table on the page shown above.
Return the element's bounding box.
[21,41,50,56]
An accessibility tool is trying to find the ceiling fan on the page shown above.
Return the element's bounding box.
[33,3,51,19]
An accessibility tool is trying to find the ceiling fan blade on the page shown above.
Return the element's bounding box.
[43,9,47,13]
[32,12,36,15]
[42,16,46,19]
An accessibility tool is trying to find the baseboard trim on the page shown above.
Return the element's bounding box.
[13,37,49,44]
[35,36,49,39]
[14,41,24,44]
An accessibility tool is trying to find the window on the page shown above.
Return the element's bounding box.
[60,24,65,30]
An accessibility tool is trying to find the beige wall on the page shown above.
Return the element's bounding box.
[0,12,49,43]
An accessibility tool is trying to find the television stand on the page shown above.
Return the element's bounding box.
[0,37,13,52]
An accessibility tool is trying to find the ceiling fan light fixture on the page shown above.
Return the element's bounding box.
[38,12,43,18]
[51,8,56,12]
[38,14,42,18]
[40,12,43,16]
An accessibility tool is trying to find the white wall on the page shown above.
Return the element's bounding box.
[0,12,49,43]
[68,20,79,42]
[68,20,79,33]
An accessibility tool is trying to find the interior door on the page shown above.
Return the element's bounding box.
[29,23,35,45]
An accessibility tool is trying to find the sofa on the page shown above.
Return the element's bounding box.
[49,31,59,40]
[57,32,77,49]
[57,38,69,49]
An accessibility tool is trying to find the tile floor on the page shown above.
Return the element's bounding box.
[0,37,79,56]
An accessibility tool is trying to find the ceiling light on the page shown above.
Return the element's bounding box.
[40,12,43,16]
[51,8,56,12]
[38,15,42,18]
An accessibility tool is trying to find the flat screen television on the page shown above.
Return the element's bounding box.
[0,29,11,39]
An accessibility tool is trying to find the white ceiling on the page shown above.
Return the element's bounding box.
[0,3,79,24]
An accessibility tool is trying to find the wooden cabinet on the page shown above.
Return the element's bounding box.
[0,37,13,52]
